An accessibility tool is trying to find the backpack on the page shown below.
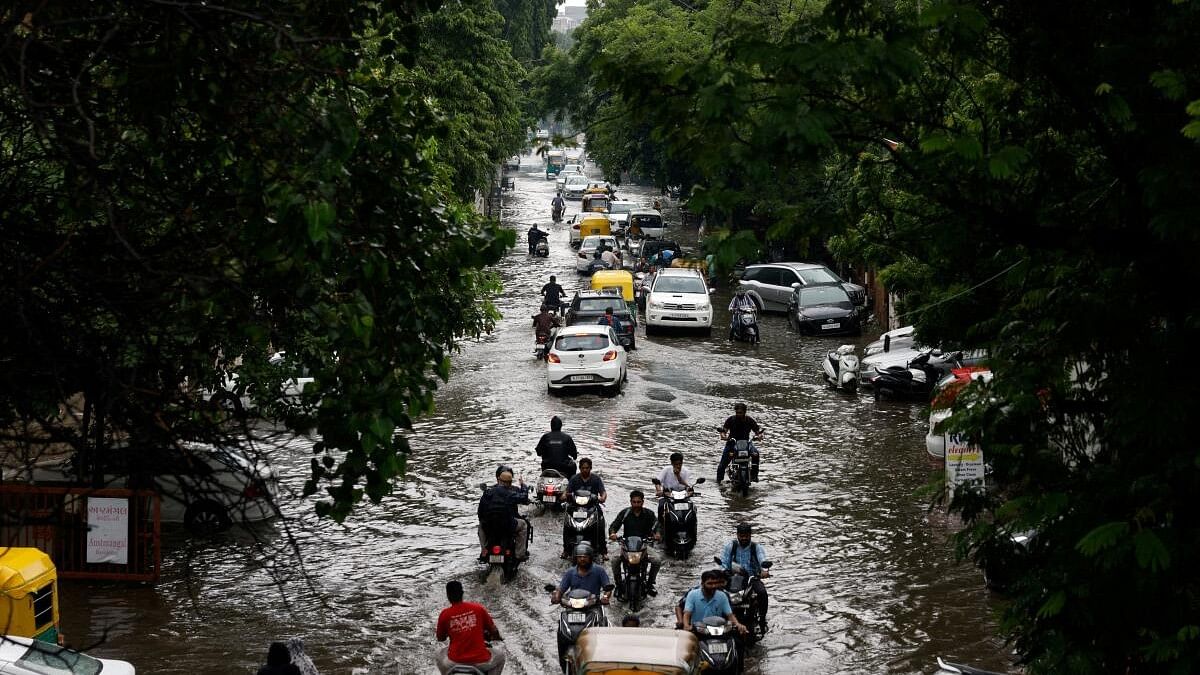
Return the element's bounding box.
[729,540,759,571]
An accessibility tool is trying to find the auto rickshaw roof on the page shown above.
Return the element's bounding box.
[576,627,699,674]
[0,548,55,594]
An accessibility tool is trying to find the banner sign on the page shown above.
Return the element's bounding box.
[946,433,985,495]
[86,497,130,565]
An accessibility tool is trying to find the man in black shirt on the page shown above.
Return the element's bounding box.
[535,416,577,477]
[541,275,567,312]
[608,490,661,595]
[563,457,608,556]
[717,402,764,483]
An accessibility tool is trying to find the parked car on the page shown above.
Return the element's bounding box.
[737,262,867,312]
[576,235,620,273]
[0,636,135,675]
[565,291,636,349]
[865,325,916,356]
[563,174,591,198]
[926,368,994,460]
[28,442,280,535]
[606,200,636,235]
[644,268,712,335]
[203,350,315,416]
[786,283,862,336]
[546,325,628,396]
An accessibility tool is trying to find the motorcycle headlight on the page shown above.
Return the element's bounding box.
[575,495,589,506]
[707,625,725,636]
[728,591,744,603]
[625,551,643,564]
[569,597,588,609]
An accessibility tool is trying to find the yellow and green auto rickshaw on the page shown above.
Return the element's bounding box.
[581,192,611,214]
[574,627,700,675]
[591,270,637,322]
[0,548,61,643]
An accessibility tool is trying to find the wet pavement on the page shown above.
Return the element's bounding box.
[58,151,1014,674]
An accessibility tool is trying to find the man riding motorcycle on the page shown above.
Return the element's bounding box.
[541,275,567,313]
[719,523,771,631]
[477,465,531,562]
[608,489,661,596]
[728,289,756,336]
[532,305,560,346]
[717,402,763,483]
[536,415,578,477]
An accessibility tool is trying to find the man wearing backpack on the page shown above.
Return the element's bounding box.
[477,465,531,563]
[718,523,771,631]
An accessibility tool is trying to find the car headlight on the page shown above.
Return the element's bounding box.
[696,302,709,311]
[649,301,664,309]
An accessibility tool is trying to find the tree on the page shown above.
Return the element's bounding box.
[0,1,515,523]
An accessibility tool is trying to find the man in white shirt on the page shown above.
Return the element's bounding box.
[600,245,621,269]
[654,452,693,519]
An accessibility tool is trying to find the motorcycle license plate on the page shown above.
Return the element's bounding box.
[708,642,730,654]
[567,612,588,623]
[737,451,750,458]
[540,494,552,501]
[673,503,690,511]
[820,323,841,330]
[488,555,504,563]
[569,375,592,382]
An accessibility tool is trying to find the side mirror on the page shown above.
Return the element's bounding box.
[708,288,716,294]
[544,583,557,593]
[932,348,944,357]
[761,561,773,569]
[694,477,707,484]
[790,282,801,289]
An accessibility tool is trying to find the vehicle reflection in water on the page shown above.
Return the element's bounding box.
[56,152,1013,674]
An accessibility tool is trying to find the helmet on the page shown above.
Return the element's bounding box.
[736,523,752,535]
[573,542,594,559]
[496,464,515,480]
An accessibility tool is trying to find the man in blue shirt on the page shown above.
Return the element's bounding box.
[551,542,612,605]
[682,570,748,635]
[719,523,771,629]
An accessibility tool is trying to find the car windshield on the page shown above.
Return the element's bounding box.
[631,214,661,225]
[578,298,626,313]
[654,276,706,294]
[798,285,850,305]
[16,641,103,675]
[555,334,610,351]
[610,203,633,214]
[581,238,616,251]
[796,267,840,284]
[566,176,588,186]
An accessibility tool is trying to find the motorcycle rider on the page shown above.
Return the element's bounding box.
[717,402,763,483]
[476,465,531,563]
[719,523,771,631]
[551,192,566,219]
[531,304,560,352]
[607,490,661,596]
[563,457,608,557]
[674,572,728,630]
[596,306,625,335]
[728,288,756,338]
[681,569,749,635]
[535,415,578,477]
[527,223,548,254]
[654,452,694,520]
[540,275,568,313]
[550,542,612,605]
[435,580,506,674]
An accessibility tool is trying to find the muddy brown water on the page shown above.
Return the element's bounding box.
[58,153,1014,674]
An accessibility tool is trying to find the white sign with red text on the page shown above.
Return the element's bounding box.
[946,433,985,495]
[86,497,129,565]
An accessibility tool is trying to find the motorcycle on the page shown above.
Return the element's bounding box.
[478,483,532,582]
[614,535,650,610]
[873,350,962,402]
[715,558,773,646]
[726,440,755,497]
[934,658,1006,675]
[535,238,550,257]
[534,332,552,361]
[529,227,549,256]
[564,489,604,553]
[552,202,565,222]
[544,583,613,673]
[534,468,570,513]
[822,344,860,392]
[693,616,742,674]
[729,307,759,343]
[652,477,706,558]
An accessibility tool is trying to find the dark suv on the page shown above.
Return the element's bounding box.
[564,291,636,349]
[737,262,867,313]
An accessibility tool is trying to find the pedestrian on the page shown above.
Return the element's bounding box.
[435,580,507,674]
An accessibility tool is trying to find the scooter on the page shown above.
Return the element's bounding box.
[477,485,532,582]
[873,350,962,402]
[716,558,773,646]
[545,583,613,673]
[652,477,706,558]
[563,489,605,554]
[529,227,549,256]
[693,616,743,674]
[934,658,1006,675]
[729,307,759,343]
[534,468,570,513]
[822,344,860,392]
[614,535,650,611]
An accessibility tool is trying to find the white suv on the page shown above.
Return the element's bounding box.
[644,268,713,335]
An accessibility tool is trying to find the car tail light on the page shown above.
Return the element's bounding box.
[492,545,501,554]
[602,350,618,361]
[547,353,561,363]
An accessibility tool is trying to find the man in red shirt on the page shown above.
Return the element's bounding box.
[435,580,506,674]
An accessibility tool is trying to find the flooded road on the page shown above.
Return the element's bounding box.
[60,152,1012,674]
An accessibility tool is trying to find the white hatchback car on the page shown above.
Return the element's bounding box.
[0,636,135,674]
[546,326,628,396]
[576,235,620,273]
[644,268,713,335]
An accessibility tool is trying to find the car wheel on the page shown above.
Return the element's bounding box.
[645,323,657,336]
[184,500,233,535]
[703,326,712,338]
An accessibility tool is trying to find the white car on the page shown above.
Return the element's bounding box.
[925,369,993,459]
[546,325,628,396]
[555,165,585,192]
[576,235,620,273]
[29,442,280,535]
[563,174,590,199]
[627,209,665,239]
[644,268,713,335]
[0,636,135,674]
[606,200,635,234]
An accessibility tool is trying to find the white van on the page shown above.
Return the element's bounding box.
[644,268,712,335]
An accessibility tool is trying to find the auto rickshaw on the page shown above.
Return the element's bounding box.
[578,213,612,239]
[546,150,567,179]
[581,192,611,214]
[591,270,637,322]
[0,548,61,643]
[574,627,700,675]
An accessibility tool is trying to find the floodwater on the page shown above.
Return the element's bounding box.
[58,152,1013,674]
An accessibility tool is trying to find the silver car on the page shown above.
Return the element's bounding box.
[737,262,867,312]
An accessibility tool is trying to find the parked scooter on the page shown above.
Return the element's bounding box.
[693,615,743,674]
[822,344,860,392]
[545,583,613,673]
[534,469,570,513]
[652,477,706,558]
[715,558,773,646]
[873,350,962,402]
[729,307,759,343]
[613,536,650,611]
[933,657,1006,675]
[564,489,605,553]
[477,483,532,582]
